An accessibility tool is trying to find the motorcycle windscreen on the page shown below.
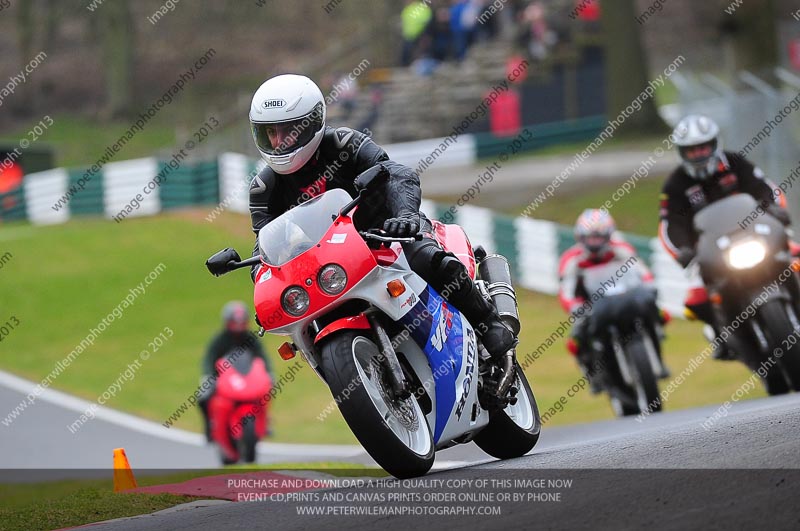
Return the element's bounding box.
[581,260,644,296]
[694,194,759,236]
[258,188,353,266]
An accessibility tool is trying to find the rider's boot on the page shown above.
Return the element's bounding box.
[705,325,734,361]
[427,250,518,360]
[578,357,603,395]
[452,277,518,360]
[581,340,606,394]
[688,300,734,361]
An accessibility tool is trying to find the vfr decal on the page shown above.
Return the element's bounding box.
[400,292,417,309]
[431,302,454,351]
[455,326,476,419]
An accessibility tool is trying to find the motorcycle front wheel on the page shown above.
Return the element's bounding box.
[240,419,258,464]
[758,299,800,392]
[320,331,434,478]
[473,366,541,459]
[628,336,661,414]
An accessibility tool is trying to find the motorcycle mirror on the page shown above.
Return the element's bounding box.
[354,164,388,192]
[206,248,241,276]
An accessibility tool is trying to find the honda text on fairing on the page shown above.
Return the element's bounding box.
[579,264,668,416]
[209,349,272,465]
[206,165,541,478]
[692,194,800,394]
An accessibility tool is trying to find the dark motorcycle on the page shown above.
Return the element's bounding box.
[580,265,667,416]
[693,194,800,394]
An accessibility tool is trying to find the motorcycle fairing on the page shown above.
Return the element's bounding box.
[396,285,486,443]
[431,220,476,280]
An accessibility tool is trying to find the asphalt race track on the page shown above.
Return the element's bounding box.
[88,394,800,530]
[0,371,364,476]
[3,370,800,530]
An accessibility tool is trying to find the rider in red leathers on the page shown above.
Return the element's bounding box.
[559,209,666,390]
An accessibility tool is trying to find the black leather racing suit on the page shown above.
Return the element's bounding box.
[248,126,515,358]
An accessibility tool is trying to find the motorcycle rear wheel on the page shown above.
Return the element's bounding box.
[320,331,434,478]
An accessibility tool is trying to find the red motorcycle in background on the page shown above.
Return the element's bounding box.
[208,350,272,464]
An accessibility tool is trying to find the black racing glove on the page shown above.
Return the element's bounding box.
[382,212,420,238]
[677,247,696,268]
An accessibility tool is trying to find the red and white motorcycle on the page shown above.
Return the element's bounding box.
[206,165,540,478]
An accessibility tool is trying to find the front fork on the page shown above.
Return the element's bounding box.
[365,311,411,400]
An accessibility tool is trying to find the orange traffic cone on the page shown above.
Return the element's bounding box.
[113,448,138,492]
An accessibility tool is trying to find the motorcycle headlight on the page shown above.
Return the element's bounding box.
[726,240,766,270]
[281,286,310,316]
[318,263,348,295]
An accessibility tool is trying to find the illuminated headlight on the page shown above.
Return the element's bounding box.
[318,264,348,295]
[726,240,766,270]
[281,286,310,316]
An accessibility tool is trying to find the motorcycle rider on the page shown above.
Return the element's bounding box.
[238,73,517,367]
[659,114,795,359]
[199,301,272,441]
[559,209,665,391]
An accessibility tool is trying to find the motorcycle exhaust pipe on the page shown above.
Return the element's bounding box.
[477,254,520,336]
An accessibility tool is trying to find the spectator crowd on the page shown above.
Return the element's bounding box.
[400,0,600,74]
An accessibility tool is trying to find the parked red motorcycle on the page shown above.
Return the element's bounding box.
[208,350,272,464]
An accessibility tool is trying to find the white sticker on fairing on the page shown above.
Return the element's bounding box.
[327,233,347,244]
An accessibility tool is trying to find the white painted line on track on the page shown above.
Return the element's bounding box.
[0,369,364,458]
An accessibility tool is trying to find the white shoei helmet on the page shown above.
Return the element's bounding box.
[672,114,721,180]
[249,74,326,175]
